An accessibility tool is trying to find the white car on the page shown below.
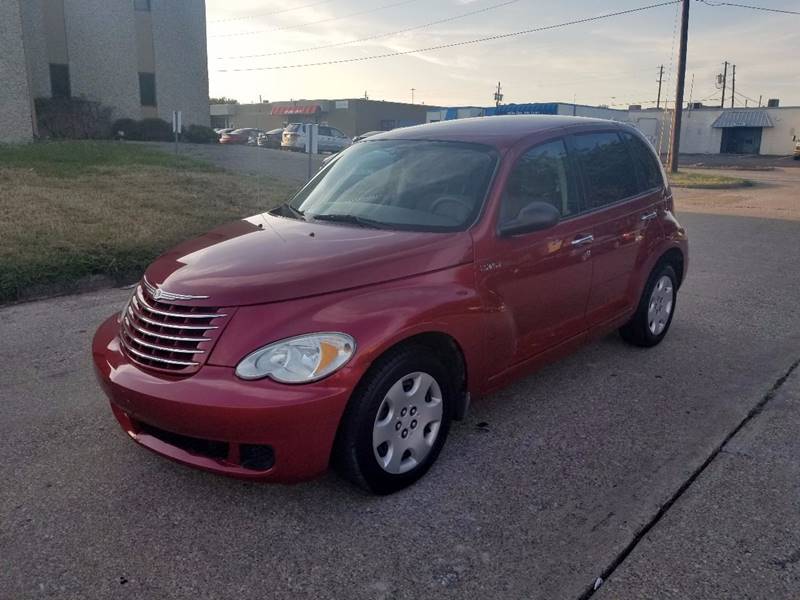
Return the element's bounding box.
[281,123,351,153]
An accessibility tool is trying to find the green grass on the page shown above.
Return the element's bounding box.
[0,140,214,177]
[0,141,297,304]
[669,170,753,189]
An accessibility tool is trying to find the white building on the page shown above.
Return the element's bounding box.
[425,101,799,157]
[627,105,798,157]
[0,0,210,143]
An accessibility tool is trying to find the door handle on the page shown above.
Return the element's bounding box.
[571,234,594,247]
[641,211,658,222]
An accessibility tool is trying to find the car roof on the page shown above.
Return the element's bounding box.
[370,115,632,148]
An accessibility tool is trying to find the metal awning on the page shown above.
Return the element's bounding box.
[271,104,321,116]
[711,110,774,128]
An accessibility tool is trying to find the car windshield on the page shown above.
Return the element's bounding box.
[282,140,498,232]
[286,124,303,132]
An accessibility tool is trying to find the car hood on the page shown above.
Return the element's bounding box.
[143,213,474,307]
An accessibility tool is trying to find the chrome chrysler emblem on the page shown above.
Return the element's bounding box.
[143,278,209,301]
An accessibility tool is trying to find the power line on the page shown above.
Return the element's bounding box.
[216,0,523,60]
[217,1,681,72]
[697,0,800,16]
[211,0,424,38]
[209,0,335,24]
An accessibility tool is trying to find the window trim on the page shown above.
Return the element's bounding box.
[565,130,647,216]
[620,130,666,194]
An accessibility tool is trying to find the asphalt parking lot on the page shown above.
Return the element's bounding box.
[2,169,799,599]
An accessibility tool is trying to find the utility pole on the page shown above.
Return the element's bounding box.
[411,88,415,104]
[494,81,503,107]
[720,61,728,108]
[668,0,690,174]
[656,64,664,109]
[730,64,736,108]
[758,94,762,107]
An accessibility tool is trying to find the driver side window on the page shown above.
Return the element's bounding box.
[500,139,577,224]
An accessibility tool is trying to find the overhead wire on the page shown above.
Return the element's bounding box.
[216,1,682,72]
[211,0,424,38]
[209,0,336,24]
[216,0,523,60]
[697,0,800,16]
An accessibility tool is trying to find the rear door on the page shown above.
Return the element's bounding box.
[568,130,665,330]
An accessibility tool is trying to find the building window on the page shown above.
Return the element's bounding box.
[139,72,157,106]
[49,64,71,98]
[379,119,396,131]
[134,0,151,11]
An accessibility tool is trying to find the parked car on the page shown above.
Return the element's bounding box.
[281,123,351,153]
[220,128,262,145]
[794,135,800,160]
[92,116,688,494]
[257,128,285,149]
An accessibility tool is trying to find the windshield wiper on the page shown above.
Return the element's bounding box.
[275,202,306,220]
[309,213,387,229]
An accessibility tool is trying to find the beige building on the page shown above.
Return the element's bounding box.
[212,99,434,138]
[0,0,209,142]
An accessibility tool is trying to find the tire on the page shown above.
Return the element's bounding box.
[333,345,454,494]
[619,263,678,347]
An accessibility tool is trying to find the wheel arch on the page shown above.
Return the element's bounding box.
[656,246,686,288]
[353,330,471,422]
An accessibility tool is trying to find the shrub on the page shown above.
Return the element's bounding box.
[138,118,174,142]
[35,97,114,139]
[111,118,140,140]
[183,124,218,144]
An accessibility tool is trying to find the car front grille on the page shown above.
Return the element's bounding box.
[119,280,231,374]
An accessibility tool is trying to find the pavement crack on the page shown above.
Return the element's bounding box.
[577,357,800,600]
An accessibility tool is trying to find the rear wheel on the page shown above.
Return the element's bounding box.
[333,346,453,494]
[620,263,678,347]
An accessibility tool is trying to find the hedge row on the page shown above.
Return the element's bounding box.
[112,118,218,144]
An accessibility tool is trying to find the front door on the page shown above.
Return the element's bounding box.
[478,138,593,375]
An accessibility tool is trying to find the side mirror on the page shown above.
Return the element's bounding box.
[499,201,561,237]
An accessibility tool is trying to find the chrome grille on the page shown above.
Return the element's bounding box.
[119,281,229,374]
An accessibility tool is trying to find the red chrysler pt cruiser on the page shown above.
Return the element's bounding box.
[93,116,688,494]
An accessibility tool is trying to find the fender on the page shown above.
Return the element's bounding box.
[208,263,488,399]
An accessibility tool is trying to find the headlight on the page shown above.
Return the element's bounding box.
[235,333,356,383]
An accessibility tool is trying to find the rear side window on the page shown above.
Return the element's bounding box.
[571,132,639,209]
[319,126,333,136]
[623,132,664,191]
[500,139,578,223]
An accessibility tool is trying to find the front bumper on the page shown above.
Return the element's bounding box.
[92,315,352,482]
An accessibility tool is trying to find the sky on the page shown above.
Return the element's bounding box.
[206,0,800,108]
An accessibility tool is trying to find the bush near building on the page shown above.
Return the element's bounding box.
[35,97,114,139]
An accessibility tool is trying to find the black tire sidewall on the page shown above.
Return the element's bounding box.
[640,264,678,345]
[351,351,454,494]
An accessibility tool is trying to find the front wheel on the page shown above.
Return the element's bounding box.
[333,346,453,494]
[620,263,678,347]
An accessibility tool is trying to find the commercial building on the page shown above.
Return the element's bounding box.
[211,99,433,138]
[426,100,798,157]
[628,104,799,156]
[0,0,209,143]
[426,102,629,123]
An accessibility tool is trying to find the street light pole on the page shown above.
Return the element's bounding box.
[668,0,690,174]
